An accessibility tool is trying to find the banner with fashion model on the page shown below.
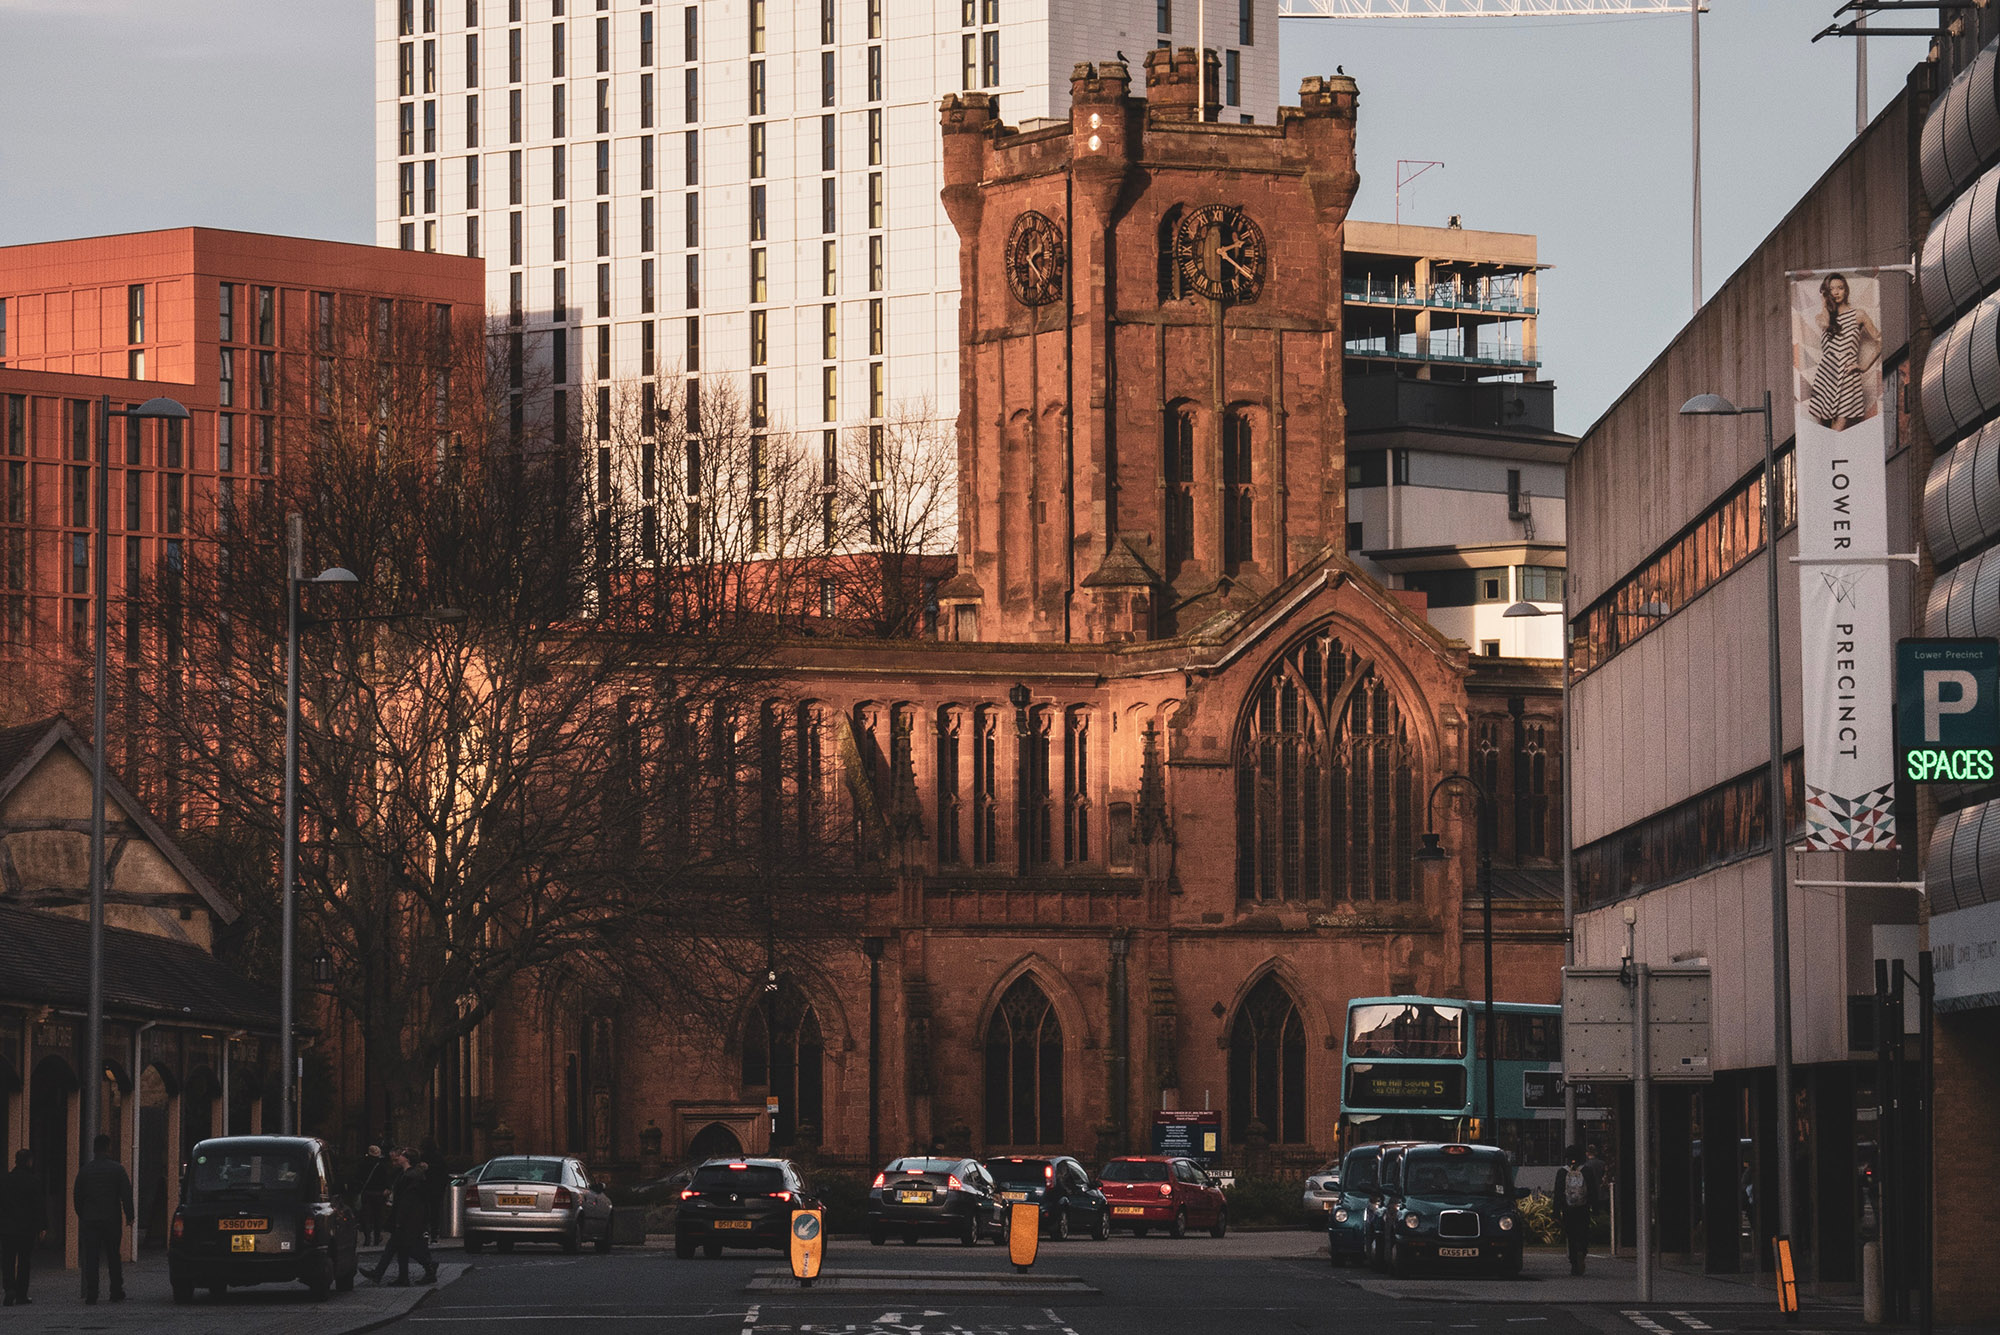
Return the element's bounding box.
[1790,272,1897,849]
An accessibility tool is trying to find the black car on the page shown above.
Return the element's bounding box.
[867,1157,1007,1246]
[1381,1143,1527,1278]
[674,1158,821,1258]
[982,1155,1110,1241]
[168,1136,360,1303]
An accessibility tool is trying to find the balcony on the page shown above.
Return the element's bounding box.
[1343,332,1540,371]
[1344,375,1558,434]
[1343,277,1536,316]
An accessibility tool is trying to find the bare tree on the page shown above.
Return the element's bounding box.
[120,304,857,1136]
[826,398,958,637]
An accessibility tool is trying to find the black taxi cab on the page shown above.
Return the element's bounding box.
[168,1136,359,1302]
[1380,1142,1527,1278]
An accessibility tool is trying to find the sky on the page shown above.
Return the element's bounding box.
[0,1,1929,436]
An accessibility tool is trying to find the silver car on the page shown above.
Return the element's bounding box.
[460,1155,615,1254]
[1301,1163,1342,1218]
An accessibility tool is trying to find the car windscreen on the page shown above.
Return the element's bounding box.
[1341,1149,1379,1193]
[1098,1160,1170,1183]
[692,1165,786,1193]
[1400,1151,1511,1197]
[985,1159,1052,1185]
[189,1150,310,1201]
[885,1158,958,1175]
[478,1159,563,1184]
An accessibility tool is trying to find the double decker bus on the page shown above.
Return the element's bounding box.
[1340,996,1571,1177]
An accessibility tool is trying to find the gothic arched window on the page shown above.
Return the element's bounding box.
[984,975,1063,1147]
[1228,975,1306,1144]
[1235,628,1420,902]
[743,980,825,1148]
[1222,410,1253,569]
[1164,404,1195,579]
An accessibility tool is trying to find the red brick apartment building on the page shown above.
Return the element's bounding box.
[0,228,483,699]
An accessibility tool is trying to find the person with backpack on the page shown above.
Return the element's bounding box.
[1555,1144,1598,1276]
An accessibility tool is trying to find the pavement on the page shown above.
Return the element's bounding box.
[8,1251,467,1335]
[1343,1245,1829,1307]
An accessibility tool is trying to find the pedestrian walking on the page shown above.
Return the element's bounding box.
[1555,1144,1599,1277]
[0,1149,47,1307]
[366,1148,437,1287]
[417,1136,447,1240]
[72,1134,133,1304]
[356,1144,392,1246]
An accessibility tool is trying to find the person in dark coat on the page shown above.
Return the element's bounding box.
[355,1145,392,1246]
[417,1136,447,1239]
[1554,1144,1600,1276]
[72,1134,134,1304]
[0,1149,48,1306]
[366,1149,437,1286]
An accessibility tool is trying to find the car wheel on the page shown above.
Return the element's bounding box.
[463,1233,484,1255]
[704,1242,723,1260]
[675,1234,697,1260]
[1053,1208,1071,1242]
[170,1272,194,1305]
[1210,1206,1228,1240]
[1388,1239,1414,1279]
[594,1218,613,1254]
[869,1229,886,1246]
[561,1222,582,1255]
[960,1215,978,1247]
[1169,1208,1188,1240]
[1092,1207,1110,1241]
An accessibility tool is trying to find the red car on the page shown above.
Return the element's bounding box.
[1096,1156,1227,1238]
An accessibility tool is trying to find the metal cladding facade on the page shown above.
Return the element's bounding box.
[1921,33,2000,934]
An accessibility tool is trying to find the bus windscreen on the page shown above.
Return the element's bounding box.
[1346,1002,1465,1059]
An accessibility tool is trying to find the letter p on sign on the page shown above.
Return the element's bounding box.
[1925,669,1979,741]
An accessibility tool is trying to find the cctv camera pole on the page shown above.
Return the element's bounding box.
[1635,962,1654,1303]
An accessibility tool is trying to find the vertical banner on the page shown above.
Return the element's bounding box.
[1790,273,1897,849]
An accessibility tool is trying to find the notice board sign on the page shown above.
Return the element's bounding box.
[1151,1110,1220,1162]
[1896,638,2000,784]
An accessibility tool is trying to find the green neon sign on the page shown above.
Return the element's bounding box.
[1896,639,2000,785]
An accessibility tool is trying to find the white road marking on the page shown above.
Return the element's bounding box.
[1044,1307,1082,1335]
[1622,1312,1674,1335]
[743,1301,761,1335]
[1668,1314,1713,1331]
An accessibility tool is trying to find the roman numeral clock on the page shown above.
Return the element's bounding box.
[1173,203,1267,304]
[1005,210,1067,307]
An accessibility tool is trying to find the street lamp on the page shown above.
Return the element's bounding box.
[84,395,189,1156]
[1680,388,1796,1257]
[1413,773,1495,1145]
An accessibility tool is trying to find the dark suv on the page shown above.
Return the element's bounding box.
[1381,1143,1526,1277]
[168,1136,358,1303]
[982,1155,1109,1241]
[674,1158,821,1258]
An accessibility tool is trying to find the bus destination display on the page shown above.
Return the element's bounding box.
[1345,1063,1467,1111]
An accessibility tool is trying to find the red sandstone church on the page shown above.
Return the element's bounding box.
[457,53,1565,1176]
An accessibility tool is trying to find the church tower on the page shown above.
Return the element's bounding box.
[938,52,1360,644]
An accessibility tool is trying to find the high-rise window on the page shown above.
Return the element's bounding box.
[400,102,415,154]
[553,206,567,260]
[256,287,274,344]
[466,93,479,146]
[552,143,565,197]
[127,285,145,344]
[1225,49,1240,106]
[980,30,999,86]
[750,123,766,177]
[641,195,655,251]
[750,248,767,302]
[749,61,765,115]
[597,138,610,193]
[869,236,883,291]
[639,134,653,189]
[424,38,436,92]
[820,115,834,170]
[686,316,700,369]
[508,26,521,82]
[466,32,478,83]
[868,172,883,228]
[552,84,566,137]
[597,200,610,256]
[596,79,609,134]
[465,155,479,207]
[509,88,522,141]
[424,99,436,151]
[821,366,837,422]
[820,0,835,44]
[400,42,415,95]
[641,258,655,313]
[686,254,699,307]
[749,0,764,51]
[597,264,611,318]
[868,0,882,38]
[1157,0,1170,32]
[401,162,417,216]
[867,109,882,164]
[867,45,882,100]
[822,178,836,234]
[424,158,437,212]
[552,22,566,76]
[685,130,697,184]
[218,283,235,342]
[640,11,654,64]
[823,240,837,296]
[750,309,768,365]
[510,148,524,203]
[869,298,883,355]
[218,349,235,406]
[1239,0,1253,43]
[749,184,765,241]
[686,191,699,246]
[641,72,653,127]
[596,16,609,71]
[961,34,975,90]
[821,50,835,106]
[685,67,699,122]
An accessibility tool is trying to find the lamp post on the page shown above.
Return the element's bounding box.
[1679,388,1797,1259]
[1413,773,1495,1144]
[84,395,189,1157]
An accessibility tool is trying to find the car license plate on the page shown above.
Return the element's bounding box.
[231,1234,257,1253]
[897,1190,931,1204]
[497,1193,536,1207]
[1112,1206,1144,1216]
[1438,1246,1480,1258]
[716,1219,753,1230]
[1001,1191,1027,1202]
[218,1217,267,1231]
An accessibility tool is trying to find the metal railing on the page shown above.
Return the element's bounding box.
[1342,279,1536,315]
[1343,334,1540,369]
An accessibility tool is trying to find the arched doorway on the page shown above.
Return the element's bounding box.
[742,981,824,1149]
[1228,975,1307,1145]
[984,975,1064,1148]
[687,1122,743,1162]
[29,1056,77,1256]
[138,1066,173,1248]
[181,1067,218,1161]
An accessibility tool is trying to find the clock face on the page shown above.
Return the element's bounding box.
[1173,203,1267,303]
[1005,211,1067,307]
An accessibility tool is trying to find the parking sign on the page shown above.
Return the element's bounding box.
[1895,639,2000,784]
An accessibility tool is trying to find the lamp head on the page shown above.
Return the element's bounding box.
[1007,682,1031,710]
[1679,392,1741,416]
[1502,600,1546,619]
[132,396,191,421]
[424,606,469,623]
[311,566,360,585]
[1412,831,1447,864]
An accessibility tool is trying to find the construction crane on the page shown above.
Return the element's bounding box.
[1275,1,1695,15]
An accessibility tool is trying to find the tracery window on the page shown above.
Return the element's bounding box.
[984,975,1063,1146]
[936,707,963,864]
[1222,410,1253,569]
[1164,403,1195,578]
[1235,627,1420,902]
[742,980,824,1147]
[972,706,999,865]
[1227,975,1305,1144]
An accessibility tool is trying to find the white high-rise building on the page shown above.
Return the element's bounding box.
[375,0,1279,507]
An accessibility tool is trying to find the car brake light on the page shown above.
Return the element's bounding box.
[728,1163,749,1170]
[1045,1165,1055,1182]
[304,1216,317,1240]
[773,1191,792,1202]
[1159,1183,1173,1197]
[946,1175,966,1193]
[872,1173,886,1189]
[554,1186,574,1208]
[680,1188,696,1200]
[171,1211,185,1240]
